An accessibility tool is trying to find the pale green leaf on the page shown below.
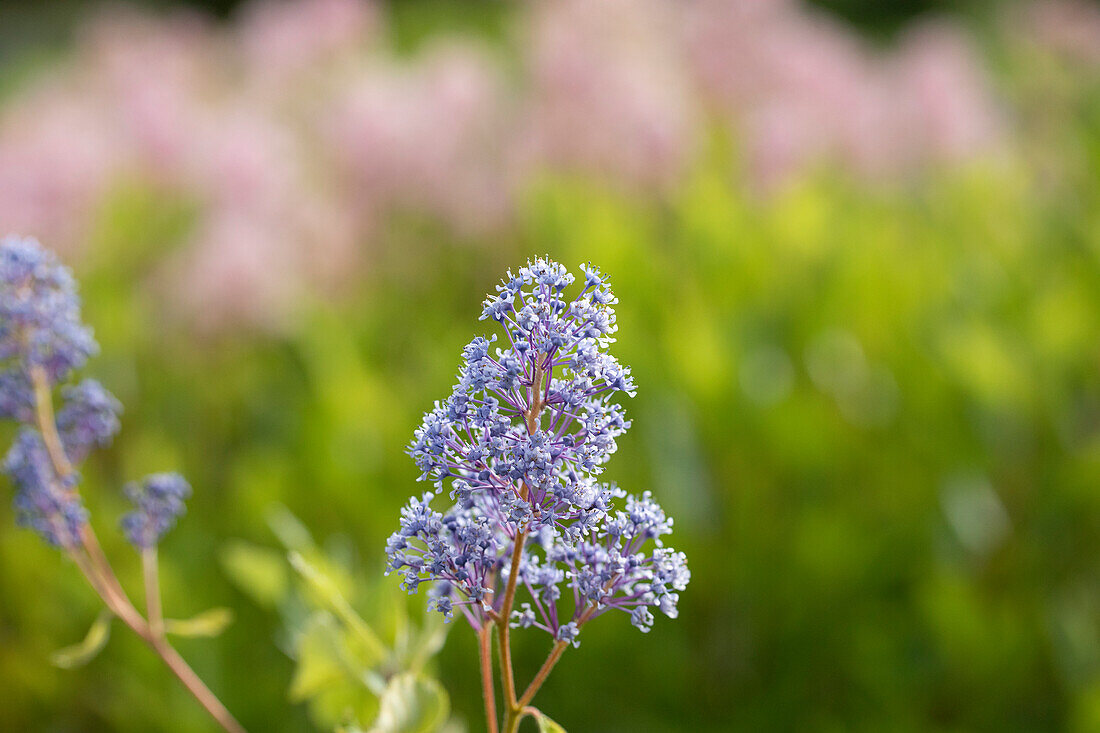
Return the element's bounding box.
[267,505,316,554]
[532,710,567,733]
[433,720,467,733]
[309,679,380,731]
[368,673,449,733]
[291,612,384,728]
[290,613,347,702]
[220,540,288,608]
[290,552,387,661]
[401,613,449,674]
[164,607,234,638]
[51,610,112,669]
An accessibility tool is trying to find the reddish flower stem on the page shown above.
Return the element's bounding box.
[478,624,499,733]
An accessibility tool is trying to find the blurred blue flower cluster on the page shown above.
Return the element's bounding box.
[0,235,187,549]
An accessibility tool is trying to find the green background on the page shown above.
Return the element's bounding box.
[3,1,1100,731]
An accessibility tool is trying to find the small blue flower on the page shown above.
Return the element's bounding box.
[428,591,455,621]
[0,371,35,423]
[555,622,580,648]
[120,473,191,549]
[510,603,537,629]
[630,607,655,633]
[3,428,85,547]
[56,379,122,463]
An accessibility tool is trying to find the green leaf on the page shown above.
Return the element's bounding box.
[290,613,348,703]
[220,540,289,608]
[368,673,449,733]
[164,607,234,638]
[313,684,380,732]
[532,710,567,733]
[290,552,387,661]
[51,610,112,669]
[291,612,384,728]
[400,612,449,675]
[267,505,316,554]
[433,721,466,733]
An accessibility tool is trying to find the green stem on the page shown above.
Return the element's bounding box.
[501,704,530,733]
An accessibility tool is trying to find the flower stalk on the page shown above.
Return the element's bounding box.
[31,367,247,733]
[478,624,499,733]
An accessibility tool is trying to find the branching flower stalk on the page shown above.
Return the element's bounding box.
[0,236,246,733]
[387,258,690,731]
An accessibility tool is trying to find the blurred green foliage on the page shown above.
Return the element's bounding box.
[2,20,1100,733]
[222,507,456,732]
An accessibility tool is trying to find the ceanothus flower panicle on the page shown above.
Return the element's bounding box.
[387,257,689,643]
[0,236,188,549]
[120,473,192,549]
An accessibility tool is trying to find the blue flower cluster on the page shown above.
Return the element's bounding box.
[4,429,85,548]
[120,473,192,549]
[387,258,689,642]
[0,237,97,388]
[0,236,187,549]
[57,379,123,463]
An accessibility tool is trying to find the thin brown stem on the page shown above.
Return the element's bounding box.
[514,588,612,711]
[496,528,526,708]
[67,546,113,611]
[67,545,149,642]
[80,527,132,614]
[143,548,164,638]
[31,367,247,733]
[494,367,547,718]
[478,624,499,733]
[72,550,247,733]
[517,641,568,709]
[151,637,247,733]
[33,368,136,626]
[31,366,128,610]
[29,365,74,476]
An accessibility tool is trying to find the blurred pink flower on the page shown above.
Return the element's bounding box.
[80,9,219,182]
[237,0,380,86]
[1017,0,1100,67]
[0,80,123,256]
[324,42,513,234]
[891,21,1004,166]
[521,0,697,192]
[0,0,1012,332]
[165,211,302,334]
[685,0,1002,188]
[187,105,301,214]
[686,0,881,186]
[171,104,360,332]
